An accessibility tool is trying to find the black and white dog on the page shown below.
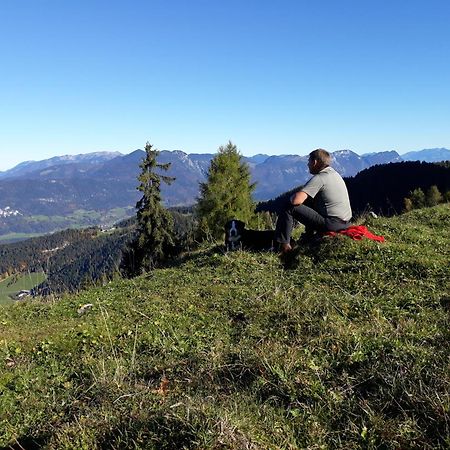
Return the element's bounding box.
[224,219,276,251]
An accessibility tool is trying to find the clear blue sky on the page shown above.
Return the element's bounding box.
[1,0,449,170]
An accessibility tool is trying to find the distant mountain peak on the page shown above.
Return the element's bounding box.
[402,148,450,162]
[333,149,359,158]
[362,150,398,156]
[1,151,123,180]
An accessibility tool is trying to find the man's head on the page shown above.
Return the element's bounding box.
[308,149,331,174]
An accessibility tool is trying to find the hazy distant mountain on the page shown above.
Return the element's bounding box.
[331,150,367,177]
[401,148,450,162]
[0,147,447,238]
[361,150,403,166]
[0,151,122,180]
[243,154,270,167]
[252,154,310,199]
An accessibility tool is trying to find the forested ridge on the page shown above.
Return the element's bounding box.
[345,161,450,215]
[35,229,133,294]
[0,210,195,296]
[0,223,135,295]
[0,228,99,276]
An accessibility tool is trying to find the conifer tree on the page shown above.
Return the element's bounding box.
[409,188,426,209]
[403,197,413,213]
[425,185,443,207]
[134,142,175,270]
[196,141,256,239]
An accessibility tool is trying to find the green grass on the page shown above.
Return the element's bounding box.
[25,209,129,225]
[0,272,47,305]
[0,232,48,243]
[0,205,449,449]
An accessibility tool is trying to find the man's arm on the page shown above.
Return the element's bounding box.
[290,191,308,206]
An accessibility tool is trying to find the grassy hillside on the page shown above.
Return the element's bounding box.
[0,272,46,305]
[0,205,449,449]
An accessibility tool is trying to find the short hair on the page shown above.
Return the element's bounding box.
[309,149,331,166]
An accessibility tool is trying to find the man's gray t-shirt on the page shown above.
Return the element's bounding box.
[302,166,352,221]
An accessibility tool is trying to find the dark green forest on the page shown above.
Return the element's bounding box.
[0,228,99,276]
[0,209,196,296]
[345,161,450,215]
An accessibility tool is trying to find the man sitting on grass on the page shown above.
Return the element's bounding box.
[276,148,353,253]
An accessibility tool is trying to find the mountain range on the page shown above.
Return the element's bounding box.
[0,147,448,239]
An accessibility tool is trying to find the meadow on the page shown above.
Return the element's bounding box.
[0,272,46,305]
[0,205,448,449]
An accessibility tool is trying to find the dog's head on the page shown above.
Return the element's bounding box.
[224,219,246,251]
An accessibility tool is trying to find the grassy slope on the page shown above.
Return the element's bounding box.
[0,272,46,305]
[0,205,449,449]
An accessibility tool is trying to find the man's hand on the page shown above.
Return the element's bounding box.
[290,191,308,206]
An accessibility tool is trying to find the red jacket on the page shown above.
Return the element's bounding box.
[324,225,385,242]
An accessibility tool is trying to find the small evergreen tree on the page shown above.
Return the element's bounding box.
[409,188,426,209]
[425,185,443,207]
[134,142,175,271]
[196,141,256,240]
[403,197,413,212]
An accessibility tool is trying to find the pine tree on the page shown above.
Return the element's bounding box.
[425,185,443,207]
[409,188,426,209]
[134,142,175,271]
[196,141,256,239]
[403,197,413,212]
